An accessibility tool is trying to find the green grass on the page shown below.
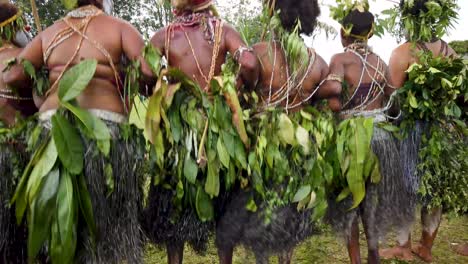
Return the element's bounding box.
[144,215,468,264]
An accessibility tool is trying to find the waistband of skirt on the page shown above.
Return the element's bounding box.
[340,110,387,123]
[39,109,127,124]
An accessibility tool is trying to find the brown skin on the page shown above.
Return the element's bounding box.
[320,34,392,264]
[252,41,332,111]
[3,3,152,115]
[454,243,468,256]
[150,20,259,90]
[320,34,393,115]
[0,45,37,126]
[150,10,258,264]
[380,40,456,263]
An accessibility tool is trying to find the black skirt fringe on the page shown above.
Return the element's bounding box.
[141,185,213,254]
[76,123,145,264]
[326,127,415,240]
[0,142,28,263]
[215,189,315,259]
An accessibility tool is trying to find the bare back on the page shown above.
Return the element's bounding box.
[5,7,148,114]
[329,49,389,112]
[252,41,328,110]
[151,14,258,91]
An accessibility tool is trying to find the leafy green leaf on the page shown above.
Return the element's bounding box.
[62,102,111,141]
[293,185,311,203]
[51,114,84,175]
[183,155,198,184]
[278,113,295,145]
[76,173,96,240]
[53,170,77,263]
[26,139,58,203]
[195,187,214,222]
[295,125,310,154]
[205,150,220,197]
[217,138,230,169]
[28,168,60,260]
[58,59,97,102]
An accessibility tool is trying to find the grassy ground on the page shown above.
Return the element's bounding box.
[144,215,468,264]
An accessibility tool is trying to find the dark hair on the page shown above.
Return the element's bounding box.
[342,9,374,37]
[273,0,321,35]
[78,0,103,9]
[400,0,441,16]
[0,3,19,24]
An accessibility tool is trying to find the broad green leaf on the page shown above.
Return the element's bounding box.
[145,84,164,143]
[217,138,230,169]
[62,102,111,141]
[143,44,162,75]
[346,118,369,208]
[28,168,60,260]
[295,125,310,154]
[27,139,58,203]
[54,170,77,263]
[278,113,295,145]
[76,173,96,239]
[183,155,198,184]
[12,140,49,224]
[58,60,97,102]
[234,137,247,169]
[336,188,351,202]
[51,114,84,175]
[246,197,257,212]
[222,131,236,158]
[293,185,311,203]
[205,150,220,197]
[409,93,418,108]
[195,187,214,222]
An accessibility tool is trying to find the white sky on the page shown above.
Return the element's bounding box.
[217,0,468,63]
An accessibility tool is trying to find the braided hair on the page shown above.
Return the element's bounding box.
[270,0,321,35]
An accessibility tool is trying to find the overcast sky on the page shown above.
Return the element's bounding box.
[217,0,467,63]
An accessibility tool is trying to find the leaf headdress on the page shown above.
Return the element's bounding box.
[381,0,458,43]
[329,0,383,40]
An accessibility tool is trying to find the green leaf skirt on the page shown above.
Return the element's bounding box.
[17,118,146,263]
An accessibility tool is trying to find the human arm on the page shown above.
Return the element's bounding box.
[224,23,259,90]
[315,54,344,112]
[121,21,154,81]
[3,33,43,90]
[387,47,409,90]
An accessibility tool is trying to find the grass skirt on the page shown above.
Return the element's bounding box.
[75,123,145,264]
[0,142,28,263]
[141,185,213,254]
[326,127,415,241]
[216,189,315,259]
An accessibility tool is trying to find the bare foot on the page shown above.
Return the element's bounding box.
[453,243,468,256]
[379,246,414,261]
[413,242,433,262]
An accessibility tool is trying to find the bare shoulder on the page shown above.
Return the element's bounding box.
[329,52,348,64]
[390,42,412,58]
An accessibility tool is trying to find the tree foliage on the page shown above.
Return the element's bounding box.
[449,40,468,56]
[12,0,172,36]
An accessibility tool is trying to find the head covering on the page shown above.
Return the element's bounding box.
[341,8,375,40]
[172,0,212,12]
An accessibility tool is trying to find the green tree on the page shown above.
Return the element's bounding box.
[12,0,172,36]
[449,40,468,56]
